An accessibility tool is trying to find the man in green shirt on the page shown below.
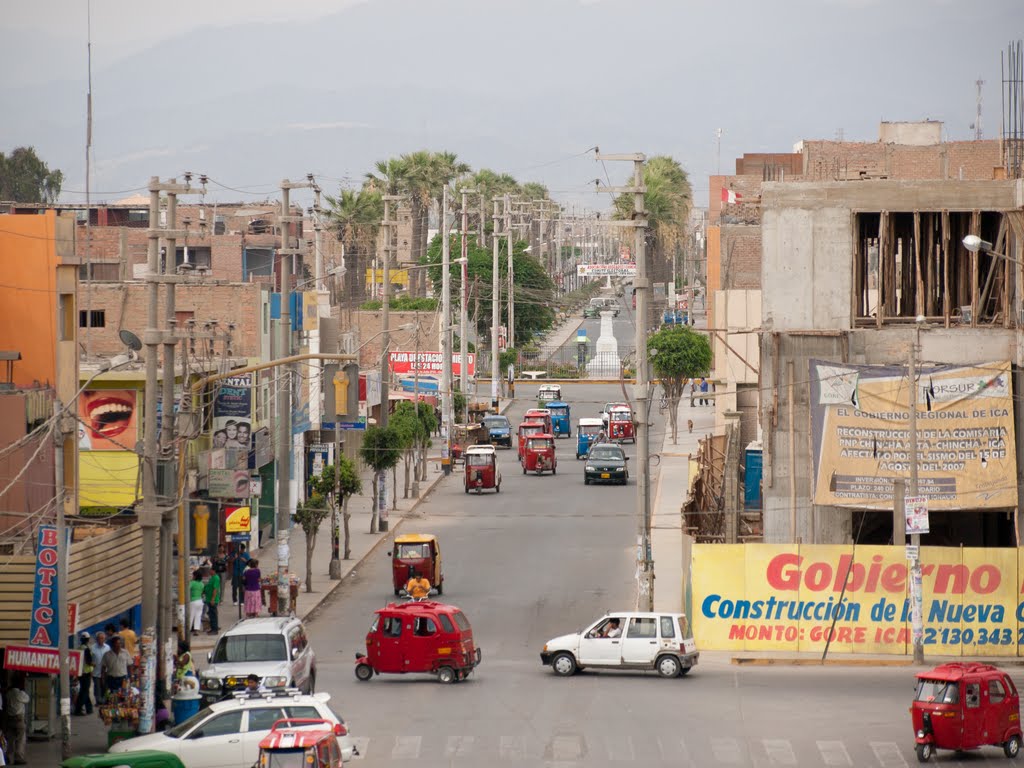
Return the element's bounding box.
[203,569,221,635]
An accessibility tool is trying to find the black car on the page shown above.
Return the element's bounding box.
[482,415,513,447]
[583,443,629,485]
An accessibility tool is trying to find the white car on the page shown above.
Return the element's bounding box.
[200,616,316,705]
[540,611,698,678]
[109,690,356,766]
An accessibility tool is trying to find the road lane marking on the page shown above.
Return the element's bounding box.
[499,734,523,760]
[816,740,852,766]
[445,735,474,758]
[547,733,585,761]
[762,738,797,765]
[870,741,908,768]
[604,734,635,761]
[657,736,693,765]
[390,735,420,759]
[711,736,743,764]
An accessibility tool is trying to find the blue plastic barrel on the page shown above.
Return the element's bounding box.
[171,692,201,723]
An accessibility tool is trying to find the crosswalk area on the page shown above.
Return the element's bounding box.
[344,732,962,766]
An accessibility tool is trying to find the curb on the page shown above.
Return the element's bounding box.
[731,657,914,667]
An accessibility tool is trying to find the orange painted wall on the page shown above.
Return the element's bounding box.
[706,225,721,331]
[0,211,60,388]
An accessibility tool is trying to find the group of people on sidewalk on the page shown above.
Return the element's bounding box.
[186,544,265,636]
[72,617,138,718]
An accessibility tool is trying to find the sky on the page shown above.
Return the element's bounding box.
[1,0,1020,212]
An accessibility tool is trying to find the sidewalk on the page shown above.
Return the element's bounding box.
[651,393,717,613]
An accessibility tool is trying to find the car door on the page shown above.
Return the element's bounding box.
[963,679,984,748]
[374,614,405,672]
[578,617,626,666]
[181,709,244,768]
[620,617,659,665]
[241,706,285,766]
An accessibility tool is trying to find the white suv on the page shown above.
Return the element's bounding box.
[200,616,316,705]
[541,611,698,678]
[109,689,356,766]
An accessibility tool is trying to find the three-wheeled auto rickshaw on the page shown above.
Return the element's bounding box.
[354,600,482,684]
[608,405,635,443]
[522,433,557,475]
[451,423,481,464]
[390,533,443,596]
[911,662,1022,762]
[523,408,553,434]
[576,417,605,459]
[517,420,547,462]
[464,445,501,494]
[547,401,571,438]
[537,383,562,407]
[257,719,347,768]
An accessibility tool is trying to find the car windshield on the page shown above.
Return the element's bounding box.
[528,438,554,450]
[165,706,213,738]
[467,453,491,467]
[548,406,567,415]
[453,611,471,631]
[610,411,630,422]
[263,749,308,768]
[397,543,428,559]
[212,634,288,663]
[590,447,623,460]
[580,426,601,436]
[915,680,959,704]
[522,425,543,435]
[483,418,508,429]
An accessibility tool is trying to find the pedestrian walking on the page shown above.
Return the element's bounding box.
[229,543,251,605]
[189,570,204,636]
[101,635,132,694]
[203,567,221,635]
[243,559,262,618]
[88,631,110,703]
[3,675,28,764]
[73,633,94,715]
[689,379,697,407]
[117,617,138,657]
[700,377,709,406]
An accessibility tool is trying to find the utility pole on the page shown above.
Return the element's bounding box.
[505,194,515,349]
[598,151,652,609]
[460,189,471,419]
[908,333,924,664]
[555,210,563,296]
[478,192,485,248]
[378,194,402,531]
[440,187,453,475]
[491,197,501,409]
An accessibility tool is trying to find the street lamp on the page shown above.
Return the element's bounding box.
[963,234,1024,265]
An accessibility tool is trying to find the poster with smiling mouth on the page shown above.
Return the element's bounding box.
[79,390,138,450]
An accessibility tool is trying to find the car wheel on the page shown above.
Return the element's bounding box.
[438,666,456,684]
[522,465,526,475]
[584,477,590,485]
[307,669,316,694]
[551,652,577,676]
[436,581,443,596]
[1005,735,1021,758]
[394,588,400,597]
[915,743,933,762]
[464,485,469,494]
[657,655,681,678]
[552,466,557,475]
[354,663,373,682]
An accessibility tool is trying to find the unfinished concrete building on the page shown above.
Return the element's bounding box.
[760,179,1024,547]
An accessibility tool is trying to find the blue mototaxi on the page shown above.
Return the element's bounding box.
[547,401,571,438]
[576,417,604,459]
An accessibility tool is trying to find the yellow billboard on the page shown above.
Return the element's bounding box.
[810,360,1016,510]
[693,544,1023,655]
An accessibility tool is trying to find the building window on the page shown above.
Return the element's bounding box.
[175,310,195,327]
[79,310,106,328]
[244,248,274,280]
[78,263,121,281]
[175,246,212,271]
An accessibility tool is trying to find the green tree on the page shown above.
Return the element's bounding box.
[293,493,330,593]
[359,425,402,532]
[613,156,692,284]
[390,402,424,499]
[325,187,383,305]
[0,147,63,203]
[646,325,712,444]
[308,457,362,562]
[415,401,436,482]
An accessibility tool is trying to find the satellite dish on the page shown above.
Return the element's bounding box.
[119,330,142,352]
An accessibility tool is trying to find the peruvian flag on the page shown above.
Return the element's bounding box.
[721,188,742,204]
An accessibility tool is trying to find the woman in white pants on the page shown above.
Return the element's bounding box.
[189,569,205,635]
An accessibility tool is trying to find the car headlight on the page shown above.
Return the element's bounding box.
[201,677,221,690]
[585,465,596,472]
[542,644,548,652]
[263,676,287,688]
[917,729,925,739]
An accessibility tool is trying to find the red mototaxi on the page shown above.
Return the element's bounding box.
[354,600,481,684]
[523,408,553,434]
[522,433,557,475]
[911,662,1022,762]
[464,445,501,494]
[608,405,635,443]
[257,718,347,768]
[517,420,546,462]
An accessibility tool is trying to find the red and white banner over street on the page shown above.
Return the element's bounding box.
[389,351,476,377]
[577,263,637,277]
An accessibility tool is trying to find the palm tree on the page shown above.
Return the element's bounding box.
[614,156,692,284]
[325,187,384,306]
[400,151,435,298]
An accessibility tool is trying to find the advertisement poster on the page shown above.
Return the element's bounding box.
[223,505,253,534]
[78,390,138,451]
[388,351,476,378]
[810,360,1016,510]
[212,374,253,453]
[905,496,930,535]
[693,544,1022,656]
[209,469,251,499]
